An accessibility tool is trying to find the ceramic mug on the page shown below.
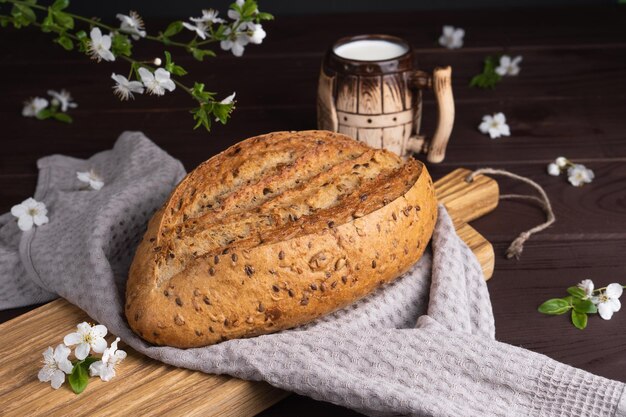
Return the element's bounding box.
[317,34,455,163]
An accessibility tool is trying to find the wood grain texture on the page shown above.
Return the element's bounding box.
[0,299,288,417]
[1,5,625,417]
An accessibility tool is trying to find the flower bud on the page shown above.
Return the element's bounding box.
[153,57,162,66]
[547,163,560,176]
[555,156,568,168]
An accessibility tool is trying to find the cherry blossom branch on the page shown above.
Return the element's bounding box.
[0,0,272,131]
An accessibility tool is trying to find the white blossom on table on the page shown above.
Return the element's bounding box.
[22,97,48,117]
[495,55,522,76]
[592,283,623,320]
[63,322,108,360]
[38,344,73,389]
[138,68,176,96]
[478,112,510,139]
[11,197,49,231]
[89,338,127,382]
[116,11,146,40]
[567,164,595,187]
[438,25,465,49]
[47,89,77,112]
[111,73,145,101]
[88,27,115,62]
[191,9,226,24]
[77,169,105,190]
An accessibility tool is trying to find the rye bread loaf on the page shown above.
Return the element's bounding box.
[125,130,437,348]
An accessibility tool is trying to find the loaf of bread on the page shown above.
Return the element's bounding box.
[125,130,437,348]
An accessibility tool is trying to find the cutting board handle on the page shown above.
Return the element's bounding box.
[433,168,499,280]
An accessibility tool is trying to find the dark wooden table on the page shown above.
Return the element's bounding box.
[1,5,625,416]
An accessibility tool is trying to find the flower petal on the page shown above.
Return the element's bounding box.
[92,324,108,338]
[89,361,104,377]
[50,370,65,389]
[75,342,90,360]
[63,332,82,346]
[77,322,92,335]
[42,346,54,363]
[33,214,49,226]
[17,215,34,231]
[138,67,154,84]
[493,113,506,123]
[598,302,615,320]
[58,358,73,374]
[606,283,623,299]
[10,204,26,217]
[53,344,71,363]
[608,298,621,313]
[90,27,102,42]
[38,366,54,382]
[92,337,108,354]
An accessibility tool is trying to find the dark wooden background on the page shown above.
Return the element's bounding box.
[1,6,625,416]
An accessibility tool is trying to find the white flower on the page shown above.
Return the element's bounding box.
[38,344,73,389]
[567,164,594,187]
[577,279,594,299]
[182,21,209,40]
[592,283,623,320]
[47,89,77,112]
[22,97,48,117]
[190,9,225,24]
[111,73,144,101]
[547,163,561,176]
[63,322,108,360]
[438,25,465,49]
[555,156,568,168]
[116,11,146,40]
[220,92,236,105]
[228,0,255,21]
[11,197,49,231]
[88,27,115,62]
[247,23,266,45]
[478,112,511,139]
[89,337,127,382]
[495,55,522,76]
[138,67,176,96]
[77,169,105,190]
[220,28,249,57]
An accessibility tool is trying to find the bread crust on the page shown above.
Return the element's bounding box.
[126,131,437,348]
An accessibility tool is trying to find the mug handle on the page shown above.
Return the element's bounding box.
[407,66,455,163]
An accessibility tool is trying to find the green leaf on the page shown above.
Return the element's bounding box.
[163,51,187,76]
[190,82,215,103]
[571,310,588,330]
[567,286,586,299]
[573,298,598,314]
[55,34,73,51]
[51,0,69,11]
[191,105,211,131]
[190,48,216,62]
[11,3,36,26]
[163,20,183,37]
[41,11,56,32]
[469,56,502,89]
[256,12,274,21]
[0,15,12,28]
[53,112,72,123]
[51,10,74,30]
[111,33,132,57]
[36,108,54,120]
[538,298,571,315]
[68,361,90,394]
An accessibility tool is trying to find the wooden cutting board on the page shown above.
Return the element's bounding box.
[0,168,498,417]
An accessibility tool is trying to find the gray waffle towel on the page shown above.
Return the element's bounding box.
[1,131,624,416]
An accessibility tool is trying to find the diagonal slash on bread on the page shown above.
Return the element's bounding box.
[126,130,437,348]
